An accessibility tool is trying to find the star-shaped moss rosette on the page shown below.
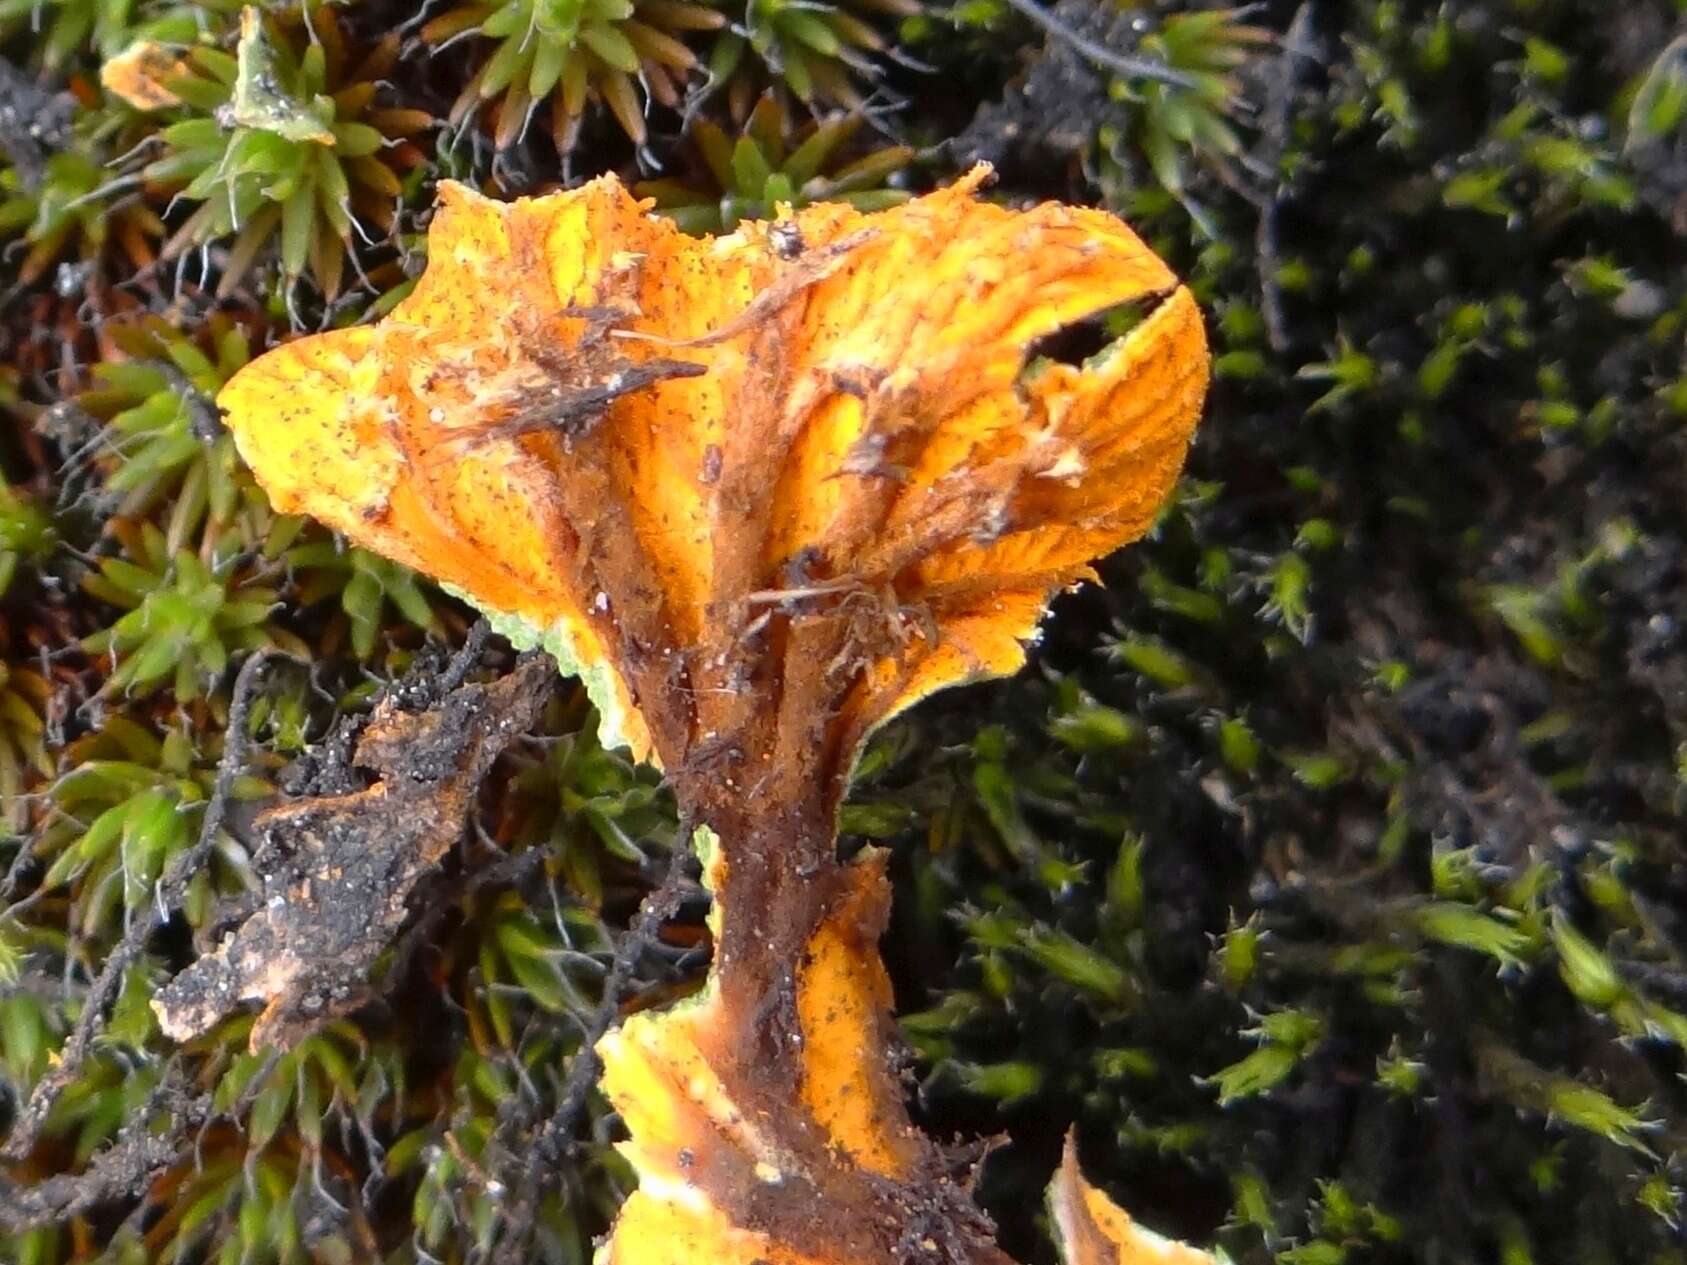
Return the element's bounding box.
[635,91,914,234]
[706,0,923,116]
[141,5,431,300]
[421,0,725,152]
[0,149,166,288]
[216,170,1210,1263]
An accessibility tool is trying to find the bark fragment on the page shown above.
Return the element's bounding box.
[153,655,555,1049]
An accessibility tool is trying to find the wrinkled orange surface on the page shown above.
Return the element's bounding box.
[219,171,1213,1264]
[596,850,926,1264]
[218,169,1208,763]
[596,852,1218,1265]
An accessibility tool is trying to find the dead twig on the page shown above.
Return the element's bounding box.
[1,649,295,1162]
[534,813,697,1167]
[0,1063,210,1232]
[438,618,493,694]
[487,816,698,1264]
[996,0,1201,92]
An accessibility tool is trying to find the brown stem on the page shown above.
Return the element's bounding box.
[660,780,1012,1265]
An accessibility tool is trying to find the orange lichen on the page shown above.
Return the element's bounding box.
[218,169,1211,1264]
[1048,1135,1216,1265]
[218,168,1206,769]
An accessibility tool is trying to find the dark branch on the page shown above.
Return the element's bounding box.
[995,0,1201,91]
[0,1065,210,1232]
[1,650,294,1161]
[533,813,697,1169]
[487,815,699,1264]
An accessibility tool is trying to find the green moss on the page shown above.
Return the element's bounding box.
[140,5,430,301]
[421,0,724,151]
[3,1,1686,1262]
[636,90,913,233]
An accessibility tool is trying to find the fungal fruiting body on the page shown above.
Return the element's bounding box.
[218,169,1210,1264]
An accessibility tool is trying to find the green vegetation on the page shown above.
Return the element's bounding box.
[143,5,431,300]
[421,0,724,150]
[3,1,1685,1262]
[636,91,914,232]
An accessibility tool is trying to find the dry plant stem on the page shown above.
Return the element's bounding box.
[996,0,1201,92]
[0,1064,210,1232]
[1,826,41,909]
[437,616,492,693]
[150,361,224,441]
[487,822,699,1263]
[531,812,697,1172]
[1,648,296,1162]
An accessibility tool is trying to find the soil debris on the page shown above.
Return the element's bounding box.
[152,654,555,1049]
